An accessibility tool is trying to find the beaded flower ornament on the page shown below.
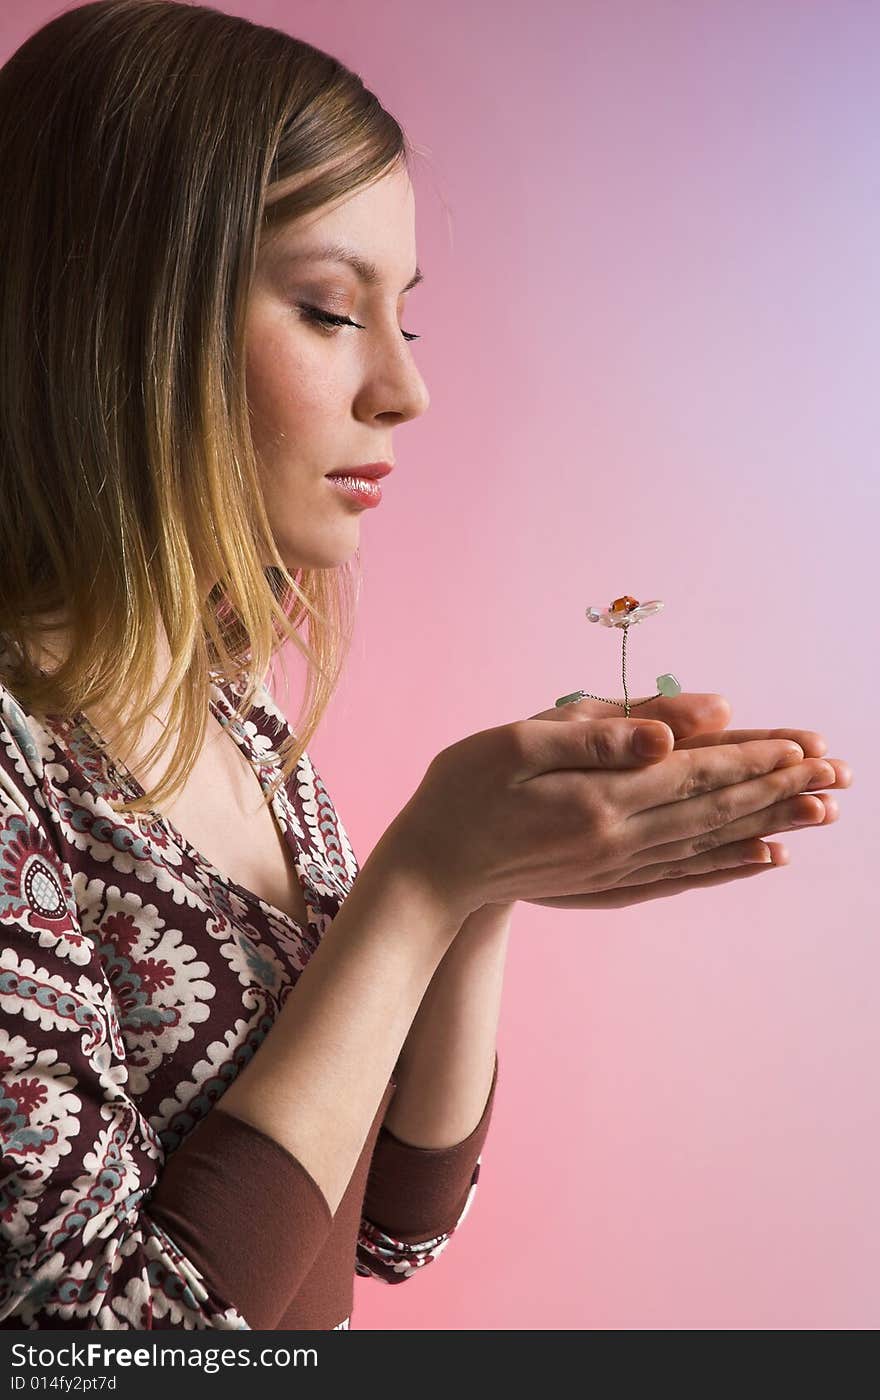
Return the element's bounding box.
[555,594,682,718]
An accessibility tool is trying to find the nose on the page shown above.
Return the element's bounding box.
[360,362,430,426]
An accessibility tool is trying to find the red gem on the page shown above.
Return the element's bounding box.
[611,595,639,613]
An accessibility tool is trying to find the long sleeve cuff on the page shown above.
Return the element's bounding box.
[147,1107,333,1330]
[361,1052,499,1242]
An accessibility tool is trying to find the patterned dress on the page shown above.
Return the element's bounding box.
[0,645,497,1329]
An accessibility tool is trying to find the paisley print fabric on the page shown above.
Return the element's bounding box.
[0,645,495,1330]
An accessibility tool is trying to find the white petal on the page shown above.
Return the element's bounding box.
[633,600,664,619]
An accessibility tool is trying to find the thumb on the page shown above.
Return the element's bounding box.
[585,717,674,763]
[518,716,674,779]
[627,720,675,760]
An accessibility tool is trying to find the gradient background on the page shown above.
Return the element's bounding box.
[5,0,875,1329]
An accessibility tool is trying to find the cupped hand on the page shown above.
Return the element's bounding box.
[505,692,852,911]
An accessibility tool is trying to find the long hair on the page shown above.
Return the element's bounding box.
[0,0,413,819]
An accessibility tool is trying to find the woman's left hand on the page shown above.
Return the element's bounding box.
[493,691,851,911]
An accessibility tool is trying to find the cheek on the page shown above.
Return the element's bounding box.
[246,321,338,445]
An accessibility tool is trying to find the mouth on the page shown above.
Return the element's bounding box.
[325,474,384,508]
[325,462,393,481]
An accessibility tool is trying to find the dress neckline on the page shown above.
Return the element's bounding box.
[74,677,320,938]
[0,632,318,939]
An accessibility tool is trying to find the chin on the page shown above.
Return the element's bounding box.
[273,534,360,573]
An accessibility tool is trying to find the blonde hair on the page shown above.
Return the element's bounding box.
[0,0,414,820]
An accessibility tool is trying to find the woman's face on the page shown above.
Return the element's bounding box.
[245,161,430,572]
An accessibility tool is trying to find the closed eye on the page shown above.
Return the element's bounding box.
[296,303,420,342]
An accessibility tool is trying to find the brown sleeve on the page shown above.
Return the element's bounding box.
[361,1052,499,1241]
[147,1107,332,1330]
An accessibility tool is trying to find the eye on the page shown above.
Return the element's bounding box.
[295,303,420,342]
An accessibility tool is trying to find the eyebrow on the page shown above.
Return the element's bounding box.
[279,241,424,293]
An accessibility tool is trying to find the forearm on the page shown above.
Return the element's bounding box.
[382,901,515,1148]
[218,833,463,1215]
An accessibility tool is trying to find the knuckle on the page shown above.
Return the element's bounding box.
[777,761,812,794]
[588,725,617,767]
[692,827,723,854]
[579,785,613,833]
[769,741,803,767]
[504,721,531,766]
[664,862,690,880]
[681,762,713,799]
[583,794,619,852]
[757,743,801,781]
[700,800,731,833]
[506,718,528,749]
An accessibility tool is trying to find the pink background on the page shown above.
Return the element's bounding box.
[5,1,876,1329]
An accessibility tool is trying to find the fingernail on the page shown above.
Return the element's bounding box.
[633,726,669,758]
[805,764,835,789]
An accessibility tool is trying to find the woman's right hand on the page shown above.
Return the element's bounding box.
[382,714,836,920]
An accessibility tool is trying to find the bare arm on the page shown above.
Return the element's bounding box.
[216,829,463,1214]
[383,901,513,1146]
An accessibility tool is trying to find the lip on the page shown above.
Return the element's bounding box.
[326,476,384,508]
[325,462,394,480]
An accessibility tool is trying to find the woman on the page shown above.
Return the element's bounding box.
[0,1,850,1330]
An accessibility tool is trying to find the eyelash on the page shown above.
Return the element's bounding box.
[296,303,421,342]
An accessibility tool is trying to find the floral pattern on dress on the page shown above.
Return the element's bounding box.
[0,648,484,1329]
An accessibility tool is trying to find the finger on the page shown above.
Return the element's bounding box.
[530,698,667,726]
[639,692,731,737]
[676,727,828,758]
[532,845,788,910]
[516,714,679,785]
[608,836,785,887]
[780,754,850,789]
[675,734,852,789]
[824,759,853,788]
[622,791,838,869]
[632,752,835,845]
[613,736,808,817]
[568,717,678,767]
[560,692,732,740]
